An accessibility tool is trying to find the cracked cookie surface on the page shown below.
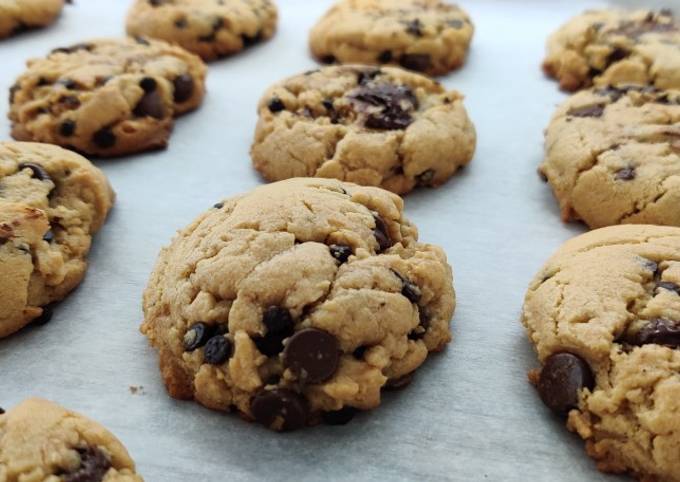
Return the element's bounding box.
[543,9,680,92]
[9,37,207,157]
[126,0,277,62]
[309,0,473,76]
[522,225,680,482]
[251,65,476,195]
[0,0,65,39]
[142,177,455,431]
[540,84,680,229]
[0,398,142,481]
[0,141,113,338]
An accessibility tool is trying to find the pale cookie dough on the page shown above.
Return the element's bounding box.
[309,0,473,76]
[540,84,680,229]
[0,0,66,39]
[126,0,277,62]
[251,65,476,195]
[0,398,142,481]
[0,142,114,338]
[9,37,207,157]
[522,225,680,482]
[544,9,680,92]
[142,177,455,431]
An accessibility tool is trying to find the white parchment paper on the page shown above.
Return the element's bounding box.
[3,0,669,480]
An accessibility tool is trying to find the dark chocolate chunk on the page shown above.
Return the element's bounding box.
[149,0,165,6]
[242,31,263,47]
[63,446,112,482]
[58,79,78,90]
[18,162,51,182]
[203,335,233,365]
[268,97,285,113]
[373,214,393,252]
[251,389,308,431]
[408,308,430,340]
[377,50,393,63]
[60,120,76,137]
[283,328,340,384]
[607,47,630,63]
[630,319,680,347]
[92,128,116,149]
[567,104,605,118]
[401,279,422,304]
[33,305,54,326]
[173,74,194,103]
[322,406,358,425]
[0,407,4,414]
[262,306,294,335]
[183,322,213,351]
[139,77,157,93]
[352,345,368,360]
[399,54,432,72]
[537,353,595,416]
[133,90,165,119]
[352,83,418,130]
[213,202,224,209]
[357,68,381,86]
[321,55,336,64]
[614,167,636,181]
[329,244,352,264]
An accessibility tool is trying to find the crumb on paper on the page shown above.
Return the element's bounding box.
[129,385,145,395]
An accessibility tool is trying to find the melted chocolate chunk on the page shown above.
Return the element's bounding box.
[537,353,595,416]
[18,162,51,182]
[251,389,308,431]
[283,328,340,384]
[630,319,680,347]
[60,120,76,137]
[173,74,194,103]
[133,90,165,119]
[372,214,393,252]
[567,104,605,118]
[92,128,116,149]
[352,83,418,130]
[63,446,111,482]
[399,54,432,72]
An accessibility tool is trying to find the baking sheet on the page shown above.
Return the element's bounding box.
[1,0,673,480]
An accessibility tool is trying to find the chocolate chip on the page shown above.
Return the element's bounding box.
[567,104,605,118]
[43,230,54,243]
[283,328,340,384]
[253,332,289,356]
[134,36,150,45]
[60,120,76,137]
[58,79,78,90]
[630,319,680,347]
[373,214,393,252]
[175,17,187,28]
[51,43,93,55]
[322,406,358,425]
[607,47,630,63]
[352,345,368,359]
[33,305,54,326]
[183,322,214,351]
[37,77,50,87]
[213,202,224,209]
[641,258,658,274]
[92,128,116,149]
[133,90,165,119]
[447,19,464,29]
[263,306,294,335]
[60,95,81,109]
[401,279,421,304]
[352,83,418,130]
[251,389,308,431]
[149,0,165,6]
[321,55,336,64]
[203,335,233,365]
[537,353,595,416]
[406,19,423,36]
[268,97,285,113]
[242,31,262,47]
[18,162,51,182]
[656,281,680,295]
[615,167,636,181]
[63,446,112,482]
[139,77,157,93]
[0,407,4,414]
[173,74,194,103]
[399,54,432,72]
[385,372,414,390]
[416,169,435,186]
[377,50,393,63]
[408,308,430,340]
[329,244,352,264]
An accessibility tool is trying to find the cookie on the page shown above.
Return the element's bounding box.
[8,37,207,157]
[142,177,455,431]
[543,9,680,92]
[0,142,113,338]
[0,0,66,39]
[0,398,142,481]
[309,0,473,76]
[251,65,476,195]
[522,225,680,481]
[540,84,680,229]
[125,0,277,62]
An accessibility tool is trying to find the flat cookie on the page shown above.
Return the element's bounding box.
[544,9,680,92]
[522,225,680,481]
[309,0,473,76]
[0,398,142,481]
[540,84,680,229]
[142,177,455,431]
[9,37,207,157]
[126,0,277,62]
[251,65,476,195]
[0,0,66,39]
[0,142,113,338]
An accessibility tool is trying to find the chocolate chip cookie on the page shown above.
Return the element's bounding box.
[9,37,207,157]
[544,9,680,92]
[0,142,114,338]
[540,84,680,229]
[125,0,278,62]
[0,0,66,39]
[142,178,455,431]
[0,398,142,481]
[522,225,680,481]
[251,65,476,195]
[309,0,473,76]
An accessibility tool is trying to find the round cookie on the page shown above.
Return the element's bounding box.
[9,37,207,157]
[0,398,142,481]
[0,141,114,338]
[142,177,455,431]
[543,9,680,92]
[0,0,66,39]
[309,0,473,76]
[522,225,680,481]
[126,0,277,62]
[251,65,476,195]
[540,84,680,229]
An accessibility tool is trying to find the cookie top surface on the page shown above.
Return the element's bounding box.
[522,224,680,481]
[126,0,278,61]
[309,0,473,76]
[0,141,114,338]
[8,37,207,157]
[0,398,142,481]
[544,9,680,91]
[540,85,680,229]
[251,65,476,195]
[142,177,454,430]
[0,0,65,39]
